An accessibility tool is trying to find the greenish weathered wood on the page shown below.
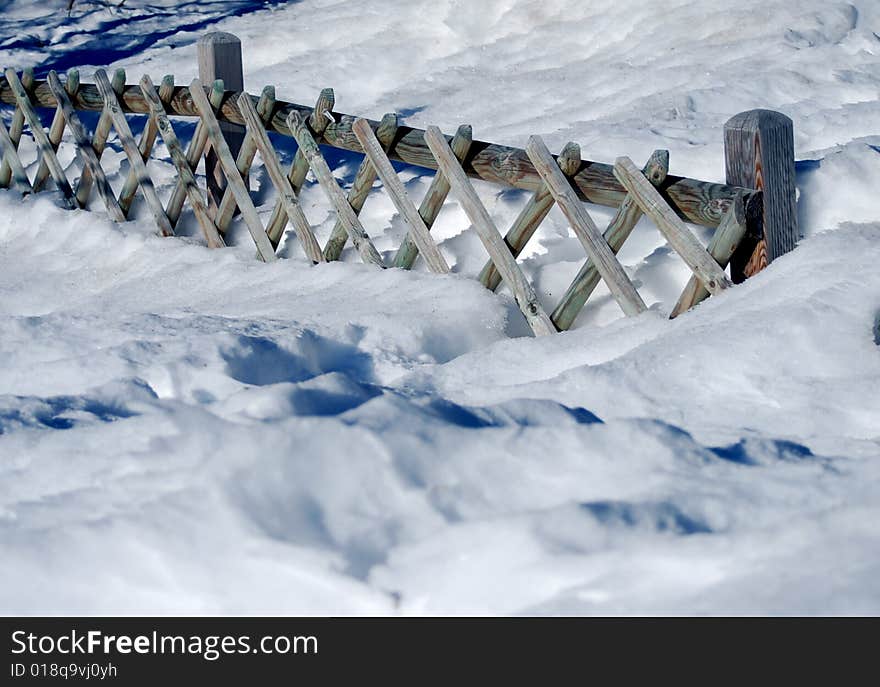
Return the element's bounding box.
[139,75,224,248]
[214,85,276,236]
[527,136,646,317]
[670,193,748,318]
[165,79,225,227]
[236,92,324,263]
[323,112,398,261]
[0,67,33,188]
[73,68,125,208]
[33,68,78,192]
[0,116,32,193]
[479,141,581,292]
[287,111,383,267]
[394,124,472,270]
[552,150,668,331]
[45,71,118,217]
[189,78,275,262]
[353,118,449,274]
[95,69,173,236]
[118,74,174,216]
[724,109,797,281]
[0,80,755,229]
[614,155,733,296]
[6,68,77,210]
[265,88,335,245]
[425,125,556,337]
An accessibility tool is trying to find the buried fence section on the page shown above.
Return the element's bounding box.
[0,31,801,334]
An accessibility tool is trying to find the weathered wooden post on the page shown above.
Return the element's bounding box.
[723,109,798,281]
[198,31,245,214]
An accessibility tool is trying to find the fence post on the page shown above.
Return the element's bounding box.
[198,31,246,215]
[723,109,798,282]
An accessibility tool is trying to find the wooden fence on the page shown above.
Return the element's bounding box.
[0,31,798,335]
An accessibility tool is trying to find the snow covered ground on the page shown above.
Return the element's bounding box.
[1,0,879,614]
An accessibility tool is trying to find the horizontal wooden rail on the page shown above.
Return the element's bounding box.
[0,77,757,229]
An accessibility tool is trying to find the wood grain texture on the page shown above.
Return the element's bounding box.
[353,117,449,274]
[724,109,796,281]
[614,155,732,296]
[33,68,78,192]
[6,68,77,209]
[198,31,246,213]
[95,69,173,235]
[164,79,225,227]
[118,74,174,216]
[139,75,224,248]
[670,192,748,318]
[0,115,32,193]
[425,125,556,336]
[527,136,647,317]
[215,85,275,235]
[323,112,398,261]
[189,78,276,262]
[46,70,119,217]
[287,111,383,267]
[394,124,472,270]
[237,92,324,263]
[479,141,581,291]
[73,68,125,208]
[0,67,33,188]
[0,80,755,228]
[265,88,335,245]
[552,150,668,331]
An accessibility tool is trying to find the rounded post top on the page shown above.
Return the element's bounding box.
[725,109,793,132]
[198,31,242,46]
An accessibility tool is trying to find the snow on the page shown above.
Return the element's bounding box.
[1,0,879,615]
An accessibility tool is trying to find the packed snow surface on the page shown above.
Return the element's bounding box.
[1,0,879,614]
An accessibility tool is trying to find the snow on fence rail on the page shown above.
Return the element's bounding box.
[0,31,798,335]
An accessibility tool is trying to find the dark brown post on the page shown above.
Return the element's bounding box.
[724,109,798,282]
[198,31,245,214]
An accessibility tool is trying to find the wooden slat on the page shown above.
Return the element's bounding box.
[95,69,174,236]
[236,92,324,263]
[33,68,79,192]
[614,156,733,296]
[425,125,556,336]
[0,80,756,229]
[165,79,225,227]
[215,85,276,235]
[0,67,33,189]
[479,141,581,291]
[73,68,125,208]
[46,71,122,219]
[526,136,646,317]
[118,74,174,216]
[670,193,748,318]
[189,78,276,262]
[323,112,398,261]
[5,68,77,210]
[265,88,335,245]
[139,75,224,248]
[394,124,472,270]
[353,118,449,274]
[286,111,383,267]
[0,116,32,193]
[552,150,668,331]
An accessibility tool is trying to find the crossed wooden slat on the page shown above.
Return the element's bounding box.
[0,67,34,189]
